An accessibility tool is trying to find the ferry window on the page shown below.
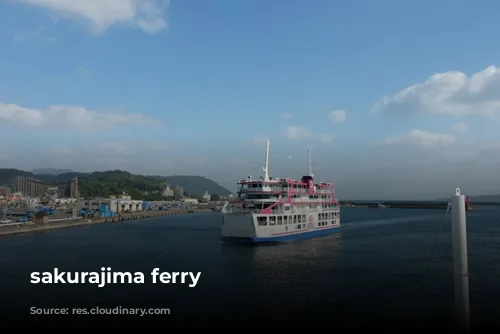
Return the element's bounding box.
[301,214,306,222]
[293,215,297,223]
[257,217,267,226]
[285,206,290,211]
[269,216,276,226]
[283,216,288,224]
[277,216,282,225]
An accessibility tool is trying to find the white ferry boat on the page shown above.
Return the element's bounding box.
[221,139,340,244]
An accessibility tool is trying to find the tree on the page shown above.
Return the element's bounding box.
[211,194,221,201]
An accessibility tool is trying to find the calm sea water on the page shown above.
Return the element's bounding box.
[0,207,499,329]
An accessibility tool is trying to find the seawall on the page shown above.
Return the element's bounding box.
[0,209,213,237]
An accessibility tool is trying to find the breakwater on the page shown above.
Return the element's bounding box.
[0,209,212,237]
[340,200,450,210]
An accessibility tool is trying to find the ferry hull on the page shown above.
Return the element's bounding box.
[221,226,340,244]
[252,226,340,244]
[221,212,341,245]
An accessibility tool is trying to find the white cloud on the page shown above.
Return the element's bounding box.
[380,129,455,147]
[328,109,346,123]
[317,134,334,144]
[450,122,468,132]
[77,66,91,77]
[16,0,169,34]
[372,65,500,117]
[0,103,157,130]
[285,126,309,140]
[279,113,293,119]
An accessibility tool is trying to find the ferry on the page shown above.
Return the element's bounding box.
[221,139,340,244]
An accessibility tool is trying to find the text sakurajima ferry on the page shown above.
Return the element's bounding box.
[221,139,340,244]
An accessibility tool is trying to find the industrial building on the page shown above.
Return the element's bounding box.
[81,198,143,213]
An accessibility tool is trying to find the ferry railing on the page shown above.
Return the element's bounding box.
[226,202,339,215]
[225,208,261,215]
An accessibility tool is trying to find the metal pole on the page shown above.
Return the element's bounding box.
[450,188,470,332]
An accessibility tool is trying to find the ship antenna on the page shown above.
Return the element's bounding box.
[262,138,270,181]
[308,146,314,178]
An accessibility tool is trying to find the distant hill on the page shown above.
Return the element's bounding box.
[151,175,233,197]
[0,168,33,185]
[31,168,75,175]
[0,168,232,199]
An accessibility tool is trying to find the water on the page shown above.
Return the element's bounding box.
[0,207,499,329]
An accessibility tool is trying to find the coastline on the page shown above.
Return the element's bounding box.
[0,209,215,237]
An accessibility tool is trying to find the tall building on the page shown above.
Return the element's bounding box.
[70,177,79,198]
[13,176,49,198]
[57,184,71,198]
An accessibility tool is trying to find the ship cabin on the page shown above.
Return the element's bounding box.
[230,175,337,213]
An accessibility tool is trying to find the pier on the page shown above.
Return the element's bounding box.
[0,209,212,237]
[339,199,500,210]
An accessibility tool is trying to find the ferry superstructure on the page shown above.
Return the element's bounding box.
[221,139,340,244]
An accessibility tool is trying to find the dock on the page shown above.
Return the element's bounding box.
[0,209,212,237]
[339,200,500,210]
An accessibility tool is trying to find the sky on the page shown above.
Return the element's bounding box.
[1,0,500,199]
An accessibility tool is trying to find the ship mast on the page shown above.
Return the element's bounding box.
[308,146,314,178]
[262,139,270,181]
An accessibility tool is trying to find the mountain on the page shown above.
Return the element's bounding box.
[152,175,233,197]
[0,168,33,185]
[31,168,75,175]
[0,168,231,198]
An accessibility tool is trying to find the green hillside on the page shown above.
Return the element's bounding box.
[31,168,75,175]
[0,168,232,199]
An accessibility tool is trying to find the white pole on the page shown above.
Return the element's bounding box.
[450,188,470,332]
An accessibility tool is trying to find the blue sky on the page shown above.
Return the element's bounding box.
[1,0,500,199]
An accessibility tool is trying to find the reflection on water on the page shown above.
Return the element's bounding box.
[251,233,342,265]
[249,234,343,306]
